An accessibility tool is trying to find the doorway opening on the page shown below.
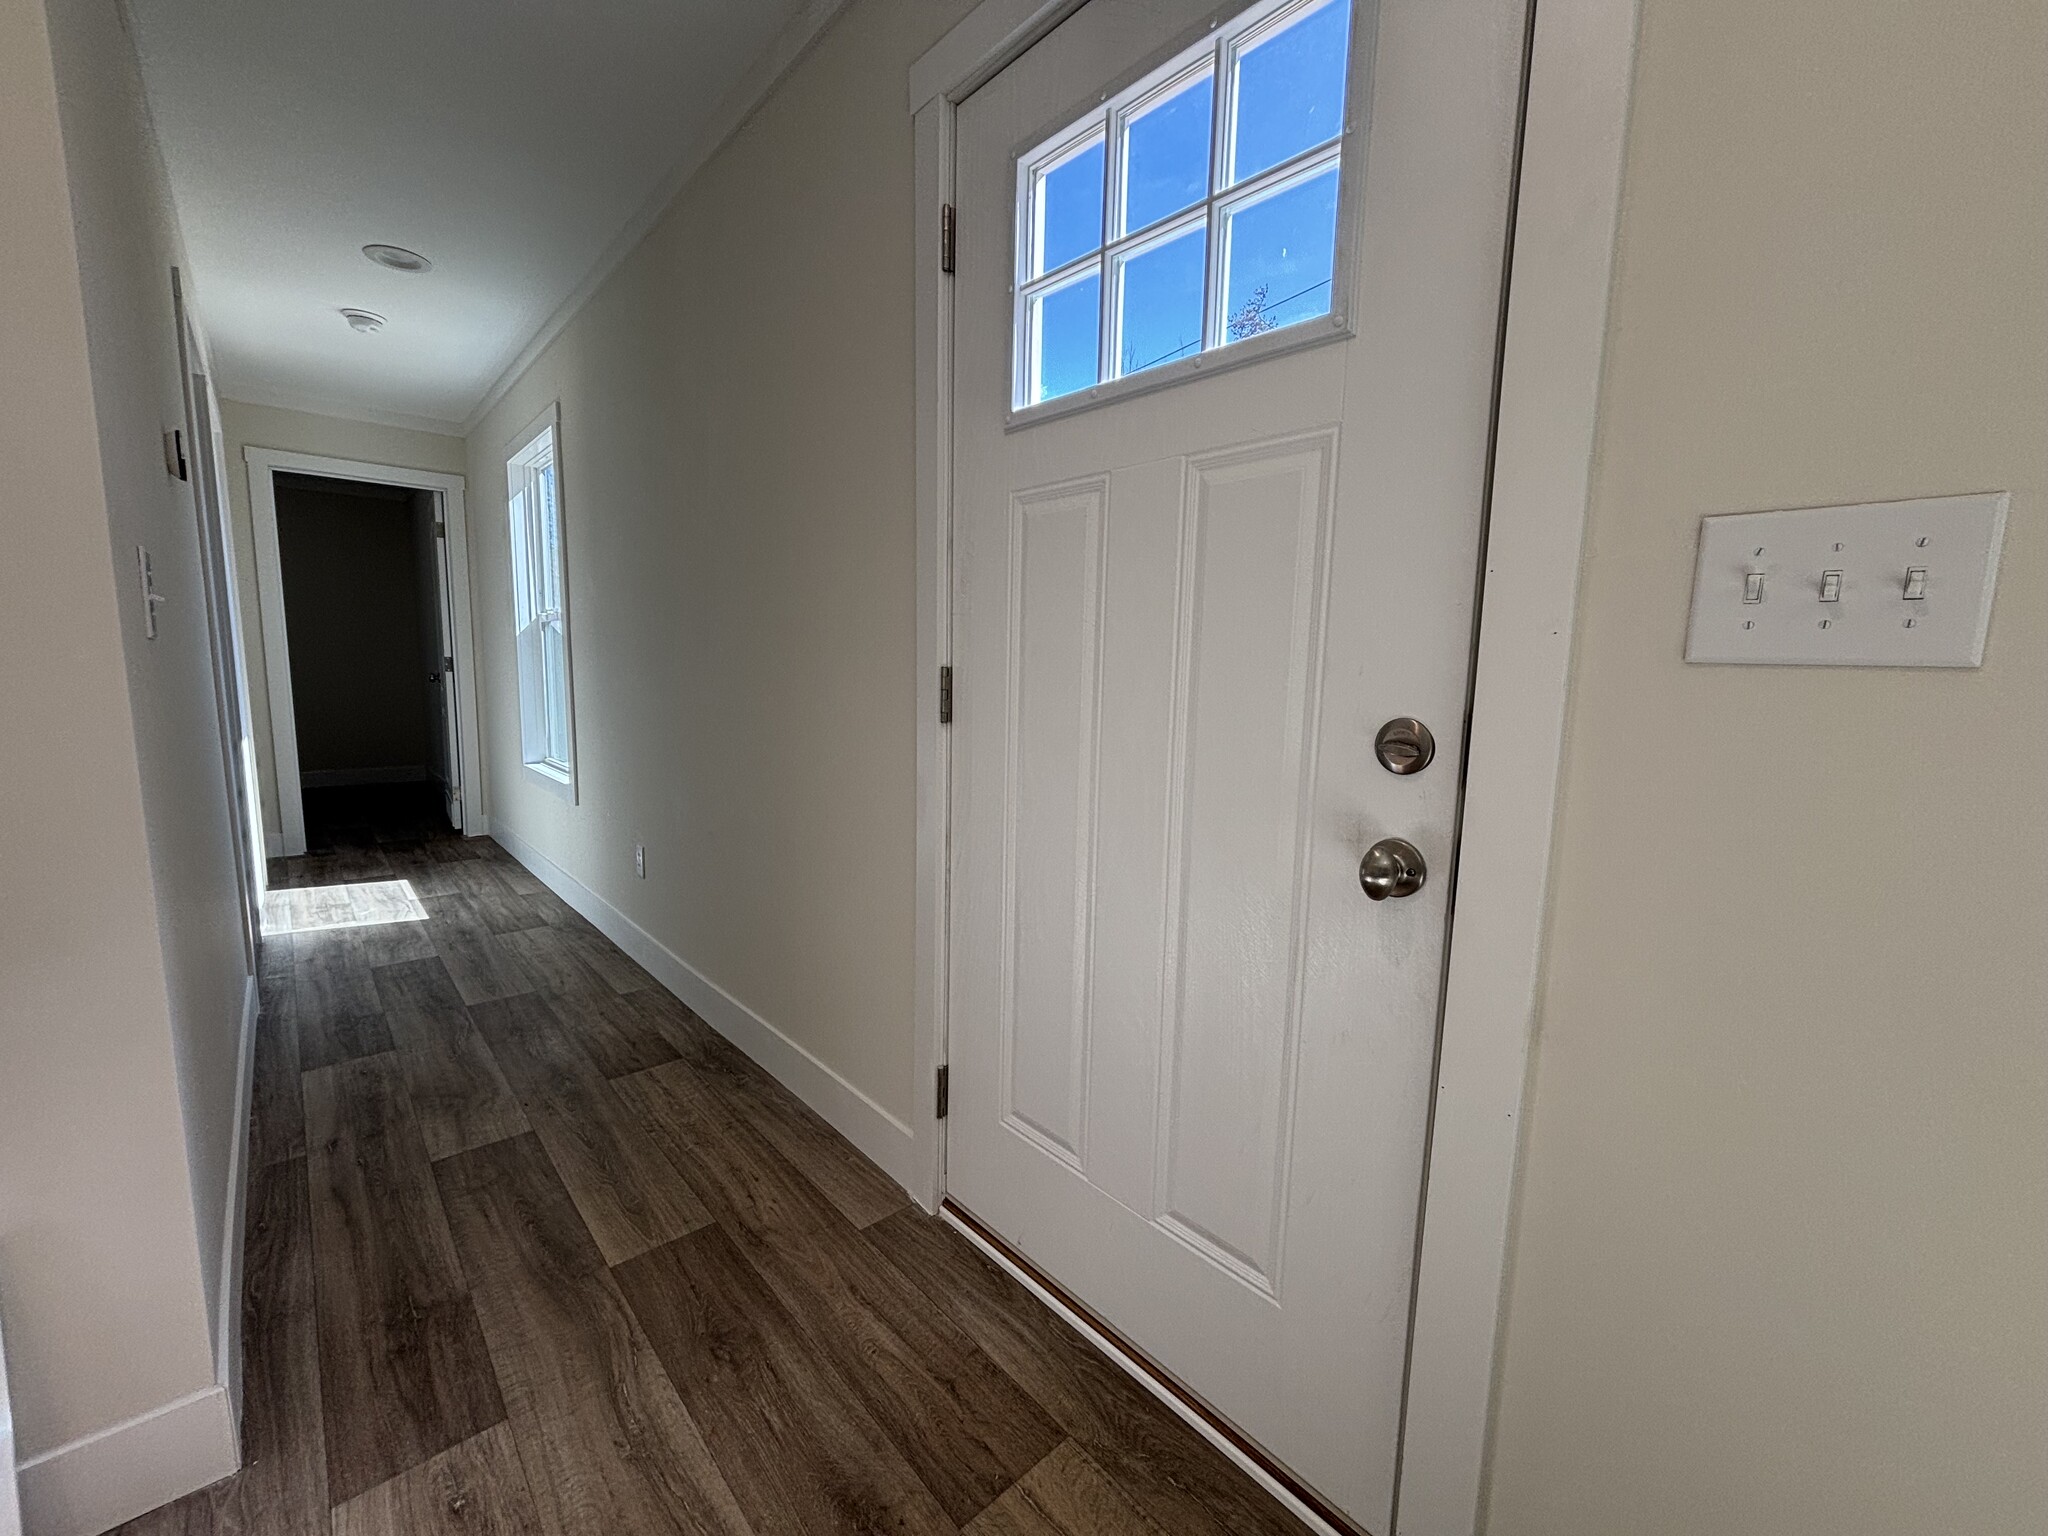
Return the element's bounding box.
[246,449,482,862]
[273,472,450,843]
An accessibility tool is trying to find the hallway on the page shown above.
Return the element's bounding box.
[120,805,1308,1535]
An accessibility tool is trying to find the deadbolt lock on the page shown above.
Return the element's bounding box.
[1375,718,1435,775]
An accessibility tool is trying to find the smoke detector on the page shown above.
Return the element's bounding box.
[362,243,432,274]
[340,308,386,334]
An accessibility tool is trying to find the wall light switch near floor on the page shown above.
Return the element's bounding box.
[1686,493,2007,667]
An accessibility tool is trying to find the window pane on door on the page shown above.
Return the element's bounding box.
[1034,138,1106,275]
[1229,0,1351,184]
[1116,223,1207,377]
[1029,270,1103,402]
[1121,72,1213,234]
[1222,163,1340,341]
[1007,0,1361,413]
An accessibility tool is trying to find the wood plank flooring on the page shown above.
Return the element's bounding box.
[116,785,1310,1536]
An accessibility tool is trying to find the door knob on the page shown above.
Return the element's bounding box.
[1359,837,1427,901]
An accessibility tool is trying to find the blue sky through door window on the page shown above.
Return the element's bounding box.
[1032,272,1102,402]
[1035,139,1105,274]
[1222,165,1340,338]
[1119,224,1207,375]
[1016,0,1355,410]
[1123,72,1212,233]
[1229,0,1352,184]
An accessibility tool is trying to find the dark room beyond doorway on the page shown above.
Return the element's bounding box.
[273,472,453,840]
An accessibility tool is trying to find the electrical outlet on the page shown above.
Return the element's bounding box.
[634,843,646,879]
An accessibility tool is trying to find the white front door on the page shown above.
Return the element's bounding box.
[945,0,1524,1524]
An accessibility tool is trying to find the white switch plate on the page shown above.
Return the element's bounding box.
[136,545,165,641]
[1686,493,2007,667]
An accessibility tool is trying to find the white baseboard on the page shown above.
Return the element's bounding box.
[215,973,259,1433]
[299,765,434,788]
[488,821,917,1196]
[14,1386,236,1536]
[11,978,256,1536]
[462,812,490,839]
[15,973,261,1534]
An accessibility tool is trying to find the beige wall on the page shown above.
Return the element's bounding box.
[1,0,235,1519]
[1485,0,2048,1531]
[467,0,975,1126]
[218,399,465,842]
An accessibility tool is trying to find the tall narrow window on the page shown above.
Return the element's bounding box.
[506,407,575,795]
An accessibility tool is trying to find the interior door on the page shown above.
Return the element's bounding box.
[945,0,1524,1525]
[430,503,466,831]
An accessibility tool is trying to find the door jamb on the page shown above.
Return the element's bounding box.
[171,271,262,972]
[244,448,484,857]
[908,0,1640,1530]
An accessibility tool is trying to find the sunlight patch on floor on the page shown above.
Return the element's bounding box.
[261,879,429,936]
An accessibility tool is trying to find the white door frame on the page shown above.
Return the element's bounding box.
[244,448,484,857]
[907,0,1640,1530]
[172,270,263,971]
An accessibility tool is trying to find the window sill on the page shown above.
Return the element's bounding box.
[523,759,577,804]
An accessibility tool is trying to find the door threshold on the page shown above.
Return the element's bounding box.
[939,1199,1368,1536]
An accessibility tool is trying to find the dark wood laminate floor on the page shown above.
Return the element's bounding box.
[119,787,1311,1536]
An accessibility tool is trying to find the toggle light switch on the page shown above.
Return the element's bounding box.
[136,545,167,641]
[1686,493,2007,666]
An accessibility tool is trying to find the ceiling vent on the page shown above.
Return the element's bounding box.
[340,308,386,334]
[362,243,432,273]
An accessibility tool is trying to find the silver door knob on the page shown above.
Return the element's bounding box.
[1359,838,1427,901]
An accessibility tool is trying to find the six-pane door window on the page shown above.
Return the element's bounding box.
[1016,0,1354,408]
[507,412,574,787]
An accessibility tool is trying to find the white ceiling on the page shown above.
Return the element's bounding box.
[126,0,814,431]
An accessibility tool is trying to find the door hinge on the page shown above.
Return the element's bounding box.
[435,520,448,539]
[940,204,956,275]
[935,1063,950,1120]
[938,664,953,724]
[443,654,455,673]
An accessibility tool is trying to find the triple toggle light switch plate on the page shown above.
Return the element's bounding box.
[1685,492,2007,667]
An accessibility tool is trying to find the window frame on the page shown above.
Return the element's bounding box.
[505,403,578,801]
[1007,0,1375,427]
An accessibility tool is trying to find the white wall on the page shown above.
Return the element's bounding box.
[1484,0,2047,1531]
[466,0,976,1143]
[1,0,240,1528]
[217,400,467,843]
